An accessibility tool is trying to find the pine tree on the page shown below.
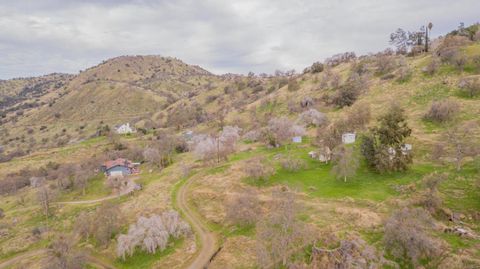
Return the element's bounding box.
[361,104,412,173]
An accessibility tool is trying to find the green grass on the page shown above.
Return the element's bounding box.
[57,174,111,202]
[242,144,436,201]
[114,238,183,269]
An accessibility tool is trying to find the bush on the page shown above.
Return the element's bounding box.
[280,155,306,172]
[298,108,327,127]
[310,62,324,73]
[423,57,440,75]
[243,157,274,181]
[384,208,446,268]
[287,78,300,92]
[375,55,396,74]
[424,99,460,122]
[225,189,260,226]
[458,77,480,97]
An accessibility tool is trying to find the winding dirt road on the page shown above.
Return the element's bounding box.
[176,175,218,269]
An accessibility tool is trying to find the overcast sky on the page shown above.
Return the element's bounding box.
[0,0,479,79]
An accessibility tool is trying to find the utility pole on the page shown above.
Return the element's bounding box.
[425,22,433,52]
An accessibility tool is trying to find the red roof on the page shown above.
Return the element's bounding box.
[103,158,133,170]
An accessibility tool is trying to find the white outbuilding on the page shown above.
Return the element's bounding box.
[292,136,302,143]
[342,133,356,144]
[115,123,135,134]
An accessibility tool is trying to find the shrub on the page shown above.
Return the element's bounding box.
[243,157,274,181]
[287,78,300,92]
[310,62,324,73]
[423,57,440,75]
[452,53,468,71]
[225,189,260,226]
[458,77,480,97]
[424,99,460,122]
[375,55,396,74]
[280,155,306,172]
[384,208,446,268]
[298,108,327,127]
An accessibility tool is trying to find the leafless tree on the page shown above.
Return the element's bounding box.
[419,172,447,214]
[442,122,479,171]
[297,109,327,127]
[37,185,56,229]
[424,99,460,123]
[117,210,190,260]
[331,145,359,182]
[194,126,241,163]
[256,189,307,268]
[280,154,307,172]
[143,147,162,167]
[265,117,305,147]
[384,208,447,268]
[310,233,390,269]
[225,188,260,226]
[243,157,275,182]
[47,234,85,269]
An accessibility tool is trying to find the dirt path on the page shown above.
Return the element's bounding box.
[0,249,48,269]
[176,175,218,269]
[0,249,117,269]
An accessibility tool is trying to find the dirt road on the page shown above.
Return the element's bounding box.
[0,249,117,269]
[176,175,218,269]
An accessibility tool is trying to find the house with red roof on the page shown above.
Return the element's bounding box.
[101,158,139,177]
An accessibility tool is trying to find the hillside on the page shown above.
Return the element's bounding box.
[1,29,480,269]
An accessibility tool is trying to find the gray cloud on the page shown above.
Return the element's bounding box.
[0,0,478,78]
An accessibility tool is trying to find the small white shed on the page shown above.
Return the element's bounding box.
[292,136,302,143]
[342,133,356,144]
[401,144,412,155]
[116,123,135,134]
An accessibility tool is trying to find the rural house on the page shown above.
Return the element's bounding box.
[101,158,139,177]
[115,123,135,134]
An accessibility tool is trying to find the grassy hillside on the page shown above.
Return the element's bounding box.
[0,35,480,268]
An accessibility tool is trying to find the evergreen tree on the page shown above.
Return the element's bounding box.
[361,104,412,173]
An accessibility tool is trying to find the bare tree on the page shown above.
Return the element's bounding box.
[384,208,447,268]
[256,189,307,268]
[310,233,390,269]
[297,109,327,127]
[47,234,85,269]
[117,210,190,260]
[424,99,460,123]
[243,157,275,182]
[143,147,162,167]
[37,185,56,230]
[225,188,260,226]
[194,126,241,163]
[443,122,479,171]
[331,145,359,182]
[265,117,305,147]
[91,202,122,246]
[419,172,447,214]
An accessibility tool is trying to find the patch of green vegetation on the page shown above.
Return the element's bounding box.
[440,232,480,252]
[222,224,255,238]
[57,174,111,202]
[441,166,480,212]
[243,145,436,202]
[411,84,452,105]
[114,238,183,269]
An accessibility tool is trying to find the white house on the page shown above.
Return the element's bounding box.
[342,133,356,144]
[115,123,135,134]
[292,136,302,143]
